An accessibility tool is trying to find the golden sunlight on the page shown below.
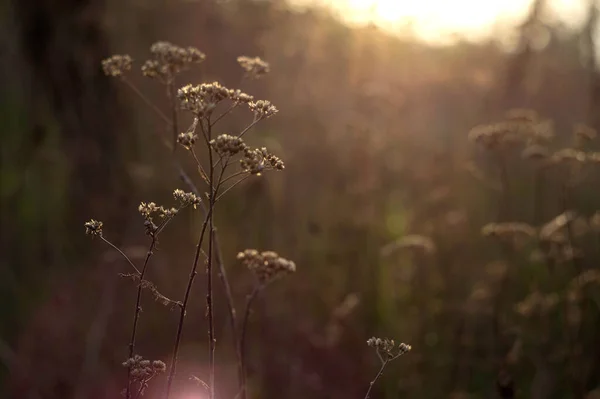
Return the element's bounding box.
[290,0,589,43]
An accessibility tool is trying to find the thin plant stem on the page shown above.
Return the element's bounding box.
[167,81,179,152]
[364,360,388,399]
[165,210,211,399]
[100,236,141,275]
[239,286,261,399]
[126,236,158,399]
[237,117,261,138]
[206,117,217,399]
[212,104,238,126]
[121,77,171,125]
[216,176,252,202]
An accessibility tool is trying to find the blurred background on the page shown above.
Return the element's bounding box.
[1,0,600,398]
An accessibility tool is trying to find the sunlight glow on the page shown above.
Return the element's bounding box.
[289,0,590,44]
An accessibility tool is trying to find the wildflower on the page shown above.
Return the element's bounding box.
[573,123,597,142]
[481,222,536,239]
[522,144,549,160]
[240,147,284,175]
[248,100,278,119]
[142,41,205,82]
[210,134,247,156]
[366,337,411,360]
[101,55,133,77]
[177,82,230,117]
[237,56,270,79]
[173,189,202,208]
[237,249,296,284]
[539,211,576,241]
[177,131,198,149]
[84,219,103,236]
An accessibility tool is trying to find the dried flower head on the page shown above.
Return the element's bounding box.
[505,108,539,123]
[515,291,559,318]
[550,148,588,165]
[590,211,600,232]
[380,234,436,257]
[210,134,248,156]
[173,189,202,208]
[177,131,199,149]
[138,201,178,235]
[177,82,231,117]
[102,55,133,77]
[240,147,284,175]
[367,337,411,360]
[123,355,167,384]
[142,41,205,82]
[84,219,103,236]
[237,249,296,284]
[248,100,278,119]
[539,211,576,242]
[469,115,553,150]
[237,56,270,79]
[481,222,537,240]
[522,144,550,161]
[573,123,597,142]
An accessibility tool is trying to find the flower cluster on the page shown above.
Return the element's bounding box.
[177,82,255,118]
[481,222,537,239]
[237,249,296,284]
[122,355,167,382]
[240,147,285,175]
[248,100,278,119]
[237,56,270,79]
[515,291,559,318]
[101,55,133,77]
[469,111,553,150]
[84,219,103,236]
[367,337,411,360]
[141,41,205,82]
[173,189,202,208]
[210,134,247,156]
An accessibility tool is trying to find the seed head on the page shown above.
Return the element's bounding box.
[237,249,296,284]
[84,219,103,236]
[173,189,202,208]
[237,56,270,79]
[142,41,205,82]
[210,134,247,156]
[101,54,133,77]
[240,147,284,175]
[249,100,278,119]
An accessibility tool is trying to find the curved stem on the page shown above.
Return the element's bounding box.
[100,237,141,275]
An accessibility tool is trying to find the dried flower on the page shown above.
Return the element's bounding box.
[123,355,167,383]
[573,123,597,142]
[366,337,411,360]
[102,55,133,77]
[210,134,247,156]
[469,116,553,150]
[237,56,270,79]
[380,234,436,257]
[539,211,576,241]
[481,222,537,239]
[248,100,278,119]
[177,131,198,149]
[142,41,205,82]
[173,189,202,208]
[240,147,284,175]
[237,249,296,284]
[84,219,104,236]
